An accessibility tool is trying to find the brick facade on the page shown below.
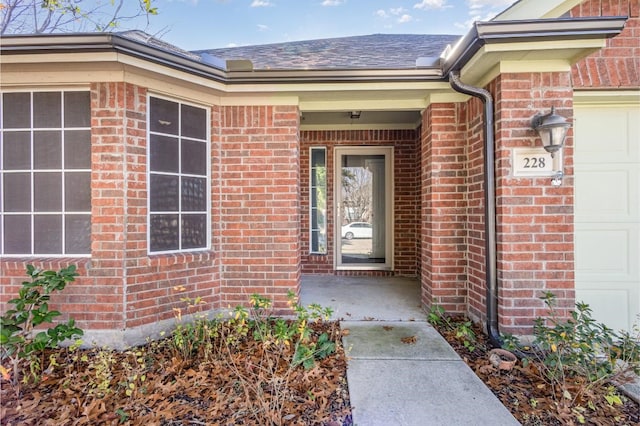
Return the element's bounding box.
[0,0,631,343]
[419,72,575,335]
[0,88,301,344]
[571,0,639,89]
[300,130,420,277]
[420,103,469,314]
[219,106,301,311]
[491,72,575,335]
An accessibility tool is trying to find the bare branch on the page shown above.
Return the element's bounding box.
[1,0,158,34]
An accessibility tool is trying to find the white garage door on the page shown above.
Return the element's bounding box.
[575,103,639,332]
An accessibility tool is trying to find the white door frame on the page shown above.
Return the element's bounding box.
[334,146,394,271]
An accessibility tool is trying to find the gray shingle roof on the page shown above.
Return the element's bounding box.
[119,30,202,61]
[193,34,461,70]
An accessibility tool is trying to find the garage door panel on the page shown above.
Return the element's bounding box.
[575,168,636,219]
[575,108,639,163]
[575,289,634,332]
[575,225,639,280]
[575,104,639,332]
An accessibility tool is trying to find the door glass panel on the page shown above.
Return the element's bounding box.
[339,154,386,265]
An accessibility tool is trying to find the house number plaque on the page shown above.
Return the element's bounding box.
[512,147,560,177]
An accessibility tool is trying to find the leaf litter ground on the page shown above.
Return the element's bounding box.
[434,317,640,426]
[2,317,638,425]
[1,321,351,426]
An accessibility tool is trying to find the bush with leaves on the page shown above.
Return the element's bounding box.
[0,265,84,387]
[504,292,640,421]
[428,304,478,353]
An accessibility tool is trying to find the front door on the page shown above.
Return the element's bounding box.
[335,147,393,270]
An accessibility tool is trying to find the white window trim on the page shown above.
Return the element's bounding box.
[146,93,211,255]
[0,89,92,257]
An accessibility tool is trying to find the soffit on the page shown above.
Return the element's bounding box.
[459,38,606,87]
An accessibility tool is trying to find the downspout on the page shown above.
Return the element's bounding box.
[448,71,502,348]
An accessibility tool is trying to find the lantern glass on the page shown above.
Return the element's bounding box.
[532,107,570,156]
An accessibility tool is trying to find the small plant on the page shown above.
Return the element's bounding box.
[454,320,477,352]
[218,291,337,425]
[115,408,130,424]
[506,292,640,421]
[427,303,451,326]
[0,265,84,387]
[170,286,218,361]
[427,304,447,327]
[87,348,116,396]
[427,304,477,352]
[118,349,149,398]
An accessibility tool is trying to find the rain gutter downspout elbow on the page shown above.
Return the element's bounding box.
[449,71,502,348]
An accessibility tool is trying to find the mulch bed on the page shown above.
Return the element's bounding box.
[1,321,351,426]
[434,317,640,426]
[2,316,638,425]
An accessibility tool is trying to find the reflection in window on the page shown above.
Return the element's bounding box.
[310,147,327,254]
[1,91,91,255]
[148,96,209,253]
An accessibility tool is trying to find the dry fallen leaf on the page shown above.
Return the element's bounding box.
[341,329,350,336]
[382,326,394,331]
[0,365,11,381]
[401,335,417,344]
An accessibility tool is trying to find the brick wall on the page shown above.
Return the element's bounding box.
[491,72,575,335]
[571,0,639,88]
[421,72,576,334]
[219,106,301,311]
[1,83,222,341]
[420,104,468,313]
[119,87,220,329]
[299,129,420,276]
[465,97,488,323]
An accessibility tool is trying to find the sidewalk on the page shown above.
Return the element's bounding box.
[300,275,520,426]
[342,321,519,425]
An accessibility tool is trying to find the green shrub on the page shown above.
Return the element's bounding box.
[506,292,640,420]
[0,265,84,387]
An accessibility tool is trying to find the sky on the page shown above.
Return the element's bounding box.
[139,0,518,51]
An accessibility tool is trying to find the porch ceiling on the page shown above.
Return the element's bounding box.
[300,110,423,130]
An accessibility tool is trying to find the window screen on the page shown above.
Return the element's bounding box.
[148,96,209,253]
[1,91,91,256]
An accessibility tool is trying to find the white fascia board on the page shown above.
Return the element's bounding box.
[116,53,228,93]
[221,95,300,106]
[574,90,640,107]
[495,0,584,21]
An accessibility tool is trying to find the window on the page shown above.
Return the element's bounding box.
[148,96,209,253]
[1,91,91,256]
[310,147,327,254]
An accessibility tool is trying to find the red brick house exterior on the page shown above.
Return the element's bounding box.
[1,0,638,346]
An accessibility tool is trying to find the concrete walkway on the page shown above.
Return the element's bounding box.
[301,275,520,426]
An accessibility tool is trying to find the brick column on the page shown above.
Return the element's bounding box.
[87,81,129,329]
[492,72,575,335]
[219,105,301,310]
[420,102,468,313]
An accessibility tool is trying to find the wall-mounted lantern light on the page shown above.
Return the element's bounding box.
[531,106,571,158]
